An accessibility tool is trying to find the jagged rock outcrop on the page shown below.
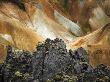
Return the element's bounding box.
[0,39,110,82]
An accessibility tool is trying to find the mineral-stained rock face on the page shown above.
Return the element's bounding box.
[0,0,26,11]
[0,38,110,82]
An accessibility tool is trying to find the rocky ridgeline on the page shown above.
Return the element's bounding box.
[0,38,110,82]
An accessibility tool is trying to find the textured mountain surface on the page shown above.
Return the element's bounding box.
[0,0,109,72]
[0,39,110,82]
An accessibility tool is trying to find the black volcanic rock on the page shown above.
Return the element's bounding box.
[2,46,34,82]
[0,64,3,82]
[33,38,71,81]
[0,38,110,82]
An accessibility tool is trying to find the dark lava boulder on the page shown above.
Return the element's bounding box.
[33,38,90,81]
[82,64,110,82]
[0,38,110,82]
[2,46,34,82]
[33,38,71,81]
[0,64,3,82]
[69,47,89,62]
